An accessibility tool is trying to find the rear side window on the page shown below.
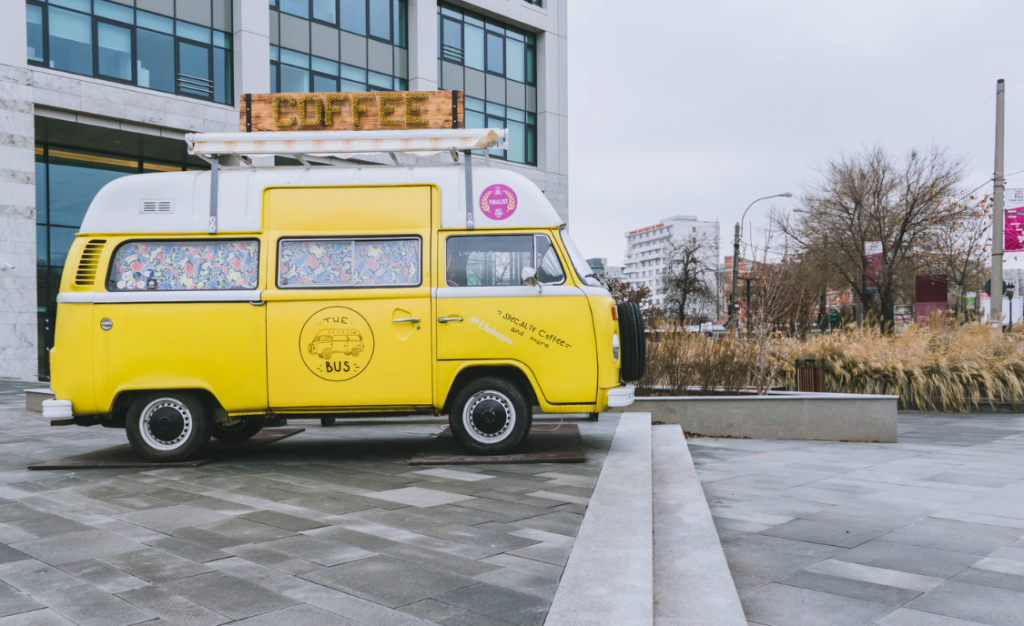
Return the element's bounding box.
[278,237,421,288]
[107,240,259,291]
[445,234,565,287]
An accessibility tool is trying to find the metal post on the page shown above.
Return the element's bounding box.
[208,154,219,235]
[464,150,474,230]
[730,222,740,329]
[992,79,1006,329]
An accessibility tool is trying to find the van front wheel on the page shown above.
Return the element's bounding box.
[126,392,212,462]
[449,377,531,455]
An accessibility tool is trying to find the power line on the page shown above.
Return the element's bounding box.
[913,77,1024,150]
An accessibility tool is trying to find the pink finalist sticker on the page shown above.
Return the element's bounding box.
[479,184,518,220]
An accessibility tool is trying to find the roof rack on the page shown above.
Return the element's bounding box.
[185,128,506,235]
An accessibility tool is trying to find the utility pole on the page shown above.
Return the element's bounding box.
[991,78,1006,329]
[730,222,740,329]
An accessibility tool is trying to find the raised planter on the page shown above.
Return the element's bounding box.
[609,391,898,443]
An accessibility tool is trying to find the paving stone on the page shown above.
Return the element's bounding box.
[10,530,143,565]
[436,583,549,626]
[256,535,375,567]
[227,604,361,626]
[0,609,76,626]
[781,570,924,606]
[100,548,213,583]
[474,567,560,600]
[0,581,43,619]
[301,556,476,608]
[281,581,421,626]
[239,510,328,532]
[0,544,29,566]
[143,536,230,563]
[805,559,944,592]
[833,541,981,579]
[412,469,494,482]
[378,541,503,577]
[399,599,467,622]
[0,559,82,594]
[880,517,1023,556]
[36,584,155,626]
[508,512,584,537]
[57,560,149,593]
[876,608,992,626]
[419,524,539,552]
[761,517,889,548]
[116,585,229,626]
[195,518,296,542]
[225,544,322,575]
[119,506,229,532]
[953,566,1024,593]
[741,583,895,626]
[4,514,93,538]
[905,580,1024,626]
[367,488,476,508]
[506,542,571,567]
[163,571,298,620]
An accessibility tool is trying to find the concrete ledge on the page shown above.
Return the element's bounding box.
[25,388,55,413]
[546,413,653,626]
[612,393,898,442]
[653,424,746,626]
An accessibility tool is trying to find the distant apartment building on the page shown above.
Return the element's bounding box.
[586,257,623,283]
[622,215,719,309]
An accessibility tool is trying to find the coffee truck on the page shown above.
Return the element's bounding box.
[43,90,645,461]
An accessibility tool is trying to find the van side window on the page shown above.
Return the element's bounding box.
[278,237,421,288]
[107,240,259,291]
[445,234,566,287]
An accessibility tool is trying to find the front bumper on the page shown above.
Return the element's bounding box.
[42,399,73,419]
[606,384,635,408]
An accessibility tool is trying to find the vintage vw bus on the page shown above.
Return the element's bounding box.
[44,128,643,461]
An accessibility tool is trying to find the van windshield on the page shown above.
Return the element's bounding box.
[559,227,602,287]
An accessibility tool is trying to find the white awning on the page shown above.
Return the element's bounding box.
[187,128,505,159]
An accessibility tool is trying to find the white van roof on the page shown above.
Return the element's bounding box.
[78,164,563,235]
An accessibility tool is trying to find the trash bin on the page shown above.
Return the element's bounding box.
[795,358,826,392]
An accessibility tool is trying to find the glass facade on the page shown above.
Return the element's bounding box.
[26,0,234,105]
[270,0,408,94]
[437,3,537,165]
[34,145,207,379]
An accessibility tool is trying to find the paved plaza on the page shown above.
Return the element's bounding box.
[693,412,1024,626]
[0,379,615,626]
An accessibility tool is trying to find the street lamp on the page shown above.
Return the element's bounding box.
[729,193,794,330]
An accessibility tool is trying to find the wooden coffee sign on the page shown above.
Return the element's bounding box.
[240,91,464,132]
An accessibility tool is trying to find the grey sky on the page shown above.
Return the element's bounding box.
[567,0,1024,268]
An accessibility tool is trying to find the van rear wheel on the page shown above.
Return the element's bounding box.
[212,419,263,442]
[449,377,531,455]
[126,391,212,462]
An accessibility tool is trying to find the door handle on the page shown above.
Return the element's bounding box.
[439,317,463,323]
[393,317,420,323]
[249,301,266,306]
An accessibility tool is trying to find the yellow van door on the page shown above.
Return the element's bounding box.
[263,186,434,411]
[437,232,598,404]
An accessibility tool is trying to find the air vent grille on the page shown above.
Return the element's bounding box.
[74,240,106,286]
[141,199,174,214]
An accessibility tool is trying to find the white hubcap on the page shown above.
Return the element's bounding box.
[139,398,193,451]
[462,390,515,444]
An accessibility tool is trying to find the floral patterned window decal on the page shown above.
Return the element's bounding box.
[108,240,259,291]
[278,238,421,288]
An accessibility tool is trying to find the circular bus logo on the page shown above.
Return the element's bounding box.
[299,306,375,381]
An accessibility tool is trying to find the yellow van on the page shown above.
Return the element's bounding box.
[44,129,643,461]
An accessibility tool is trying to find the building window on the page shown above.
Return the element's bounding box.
[27,0,234,105]
[437,3,537,166]
[275,0,407,44]
[270,1,408,94]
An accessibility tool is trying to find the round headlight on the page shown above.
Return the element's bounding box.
[612,334,620,362]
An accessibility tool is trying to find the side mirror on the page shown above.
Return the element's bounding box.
[522,267,541,292]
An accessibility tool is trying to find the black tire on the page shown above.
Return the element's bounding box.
[617,302,647,382]
[587,412,600,422]
[449,376,531,455]
[125,391,212,462]
[212,419,264,442]
[321,416,337,427]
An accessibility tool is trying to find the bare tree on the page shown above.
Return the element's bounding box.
[662,235,717,327]
[781,146,965,330]
[919,194,991,319]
